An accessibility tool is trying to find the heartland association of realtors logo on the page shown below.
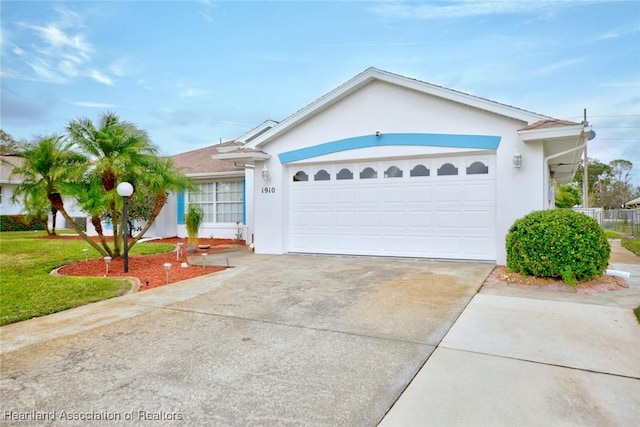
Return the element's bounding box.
[3,410,183,421]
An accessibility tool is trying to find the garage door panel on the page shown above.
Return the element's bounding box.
[435,210,460,227]
[313,234,335,250]
[336,187,357,202]
[434,237,461,255]
[381,211,406,226]
[434,184,462,202]
[463,183,495,204]
[335,212,356,226]
[382,186,406,202]
[288,156,496,260]
[313,188,333,204]
[408,185,433,202]
[357,187,379,202]
[357,235,382,250]
[358,211,380,227]
[313,211,333,226]
[462,237,495,259]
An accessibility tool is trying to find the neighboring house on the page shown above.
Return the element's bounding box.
[216,67,591,265]
[625,196,640,208]
[0,155,86,228]
[0,155,24,216]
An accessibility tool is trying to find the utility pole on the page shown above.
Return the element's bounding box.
[583,108,589,209]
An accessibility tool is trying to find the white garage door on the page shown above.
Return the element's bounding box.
[288,156,496,260]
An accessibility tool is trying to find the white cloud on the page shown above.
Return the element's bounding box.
[25,57,66,83]
[7,6,121,87]
[30,23,92,60]
[89,70,114,86]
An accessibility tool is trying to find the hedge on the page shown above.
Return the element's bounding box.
[0,215,48,232]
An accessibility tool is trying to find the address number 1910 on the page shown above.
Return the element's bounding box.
[261,187,276,194]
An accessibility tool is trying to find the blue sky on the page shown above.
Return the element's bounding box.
[2,0,639,185]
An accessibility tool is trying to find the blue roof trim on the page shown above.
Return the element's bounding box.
[278,133,501,164]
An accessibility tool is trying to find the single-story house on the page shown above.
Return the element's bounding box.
[211,67,591,265]
[3,68,591,266]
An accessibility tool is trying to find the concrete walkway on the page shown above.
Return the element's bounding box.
[380,242,640,426]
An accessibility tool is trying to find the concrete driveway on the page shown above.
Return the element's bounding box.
[0,253,493,426]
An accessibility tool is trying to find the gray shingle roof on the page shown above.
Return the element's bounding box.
[170,142,244,175]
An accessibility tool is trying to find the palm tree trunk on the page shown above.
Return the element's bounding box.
[130,194,166,248]
[48,193,107,256]
[91,216,113,257]
[110,201,121,258]
[50,205,58,235]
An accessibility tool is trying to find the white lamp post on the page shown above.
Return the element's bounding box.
[116,182,134,273]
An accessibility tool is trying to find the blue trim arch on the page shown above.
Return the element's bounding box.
[278,133,500,164]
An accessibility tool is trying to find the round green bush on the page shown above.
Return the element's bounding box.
[506,209,610,283]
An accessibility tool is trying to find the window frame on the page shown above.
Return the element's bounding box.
[188,180,244,224]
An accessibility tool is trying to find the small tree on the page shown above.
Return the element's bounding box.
[185,204,204,253]
[555,184,581,208]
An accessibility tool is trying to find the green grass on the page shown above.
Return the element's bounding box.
[604,230,625,239]
[635,306,640,324]
[0,231,174,326]
[621,237,640,256]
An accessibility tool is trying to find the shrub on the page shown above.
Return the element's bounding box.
[0,215,47,232]
[506,209,610,283]
[185,204,204,252]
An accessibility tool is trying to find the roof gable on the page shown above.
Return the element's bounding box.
[247,67,552,149]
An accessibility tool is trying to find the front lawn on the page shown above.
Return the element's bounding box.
[621,237,640,256]
[0,231,174,326]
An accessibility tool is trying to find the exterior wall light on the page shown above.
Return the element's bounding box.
[513,152,522,168]
[262,164,270,181]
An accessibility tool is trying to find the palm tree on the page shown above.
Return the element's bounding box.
[128,157,195,247]
[67,112,159,258]
[71,174,114,256]
[8,135,104,253]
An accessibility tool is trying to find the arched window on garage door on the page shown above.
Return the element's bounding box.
[466,161,489,175]
[314,170,331,181]
[410,164,430,177]
[437,163,458,176]
[359,167,377,179]
[337,168,354,180]
[293,171,309,182]
[384,166,403,178]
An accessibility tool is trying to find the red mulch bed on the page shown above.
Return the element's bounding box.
[54,237,245,291]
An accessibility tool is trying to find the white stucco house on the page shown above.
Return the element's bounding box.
[3,68,591,265]
[212,67,591,265]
